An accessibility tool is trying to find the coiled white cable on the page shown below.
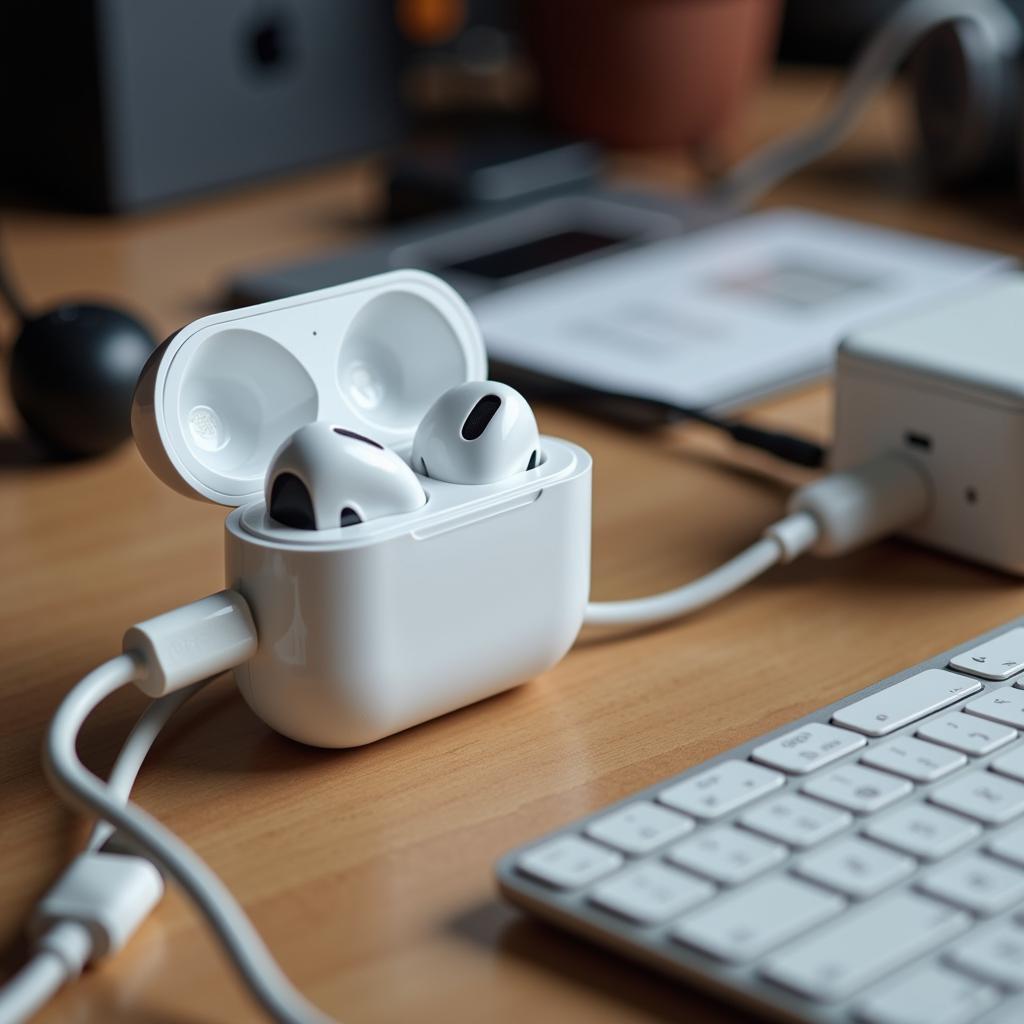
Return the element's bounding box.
[0,684,207,1024]
[714,0,1023,210]
[41,653,336,1024]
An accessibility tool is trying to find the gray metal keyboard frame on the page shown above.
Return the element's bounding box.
[495,617,1024,1023]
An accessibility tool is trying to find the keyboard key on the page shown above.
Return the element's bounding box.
[801,763,912,814]
[991,744,1024,783]
[516,836,623,889]
[930,770,1024,825]
[861,736,967,783]
[950,628,1024,680]
[795,835,915,899]
[832,670,981,737]
[672,875,843,963]
[658,760,783,820]
[751,722,866,775]
[865,804,981,860]
[918,852,1024,915]
[988,822,1024,867]
[965,687,1024,730]
[857,961,1000,1024]
[666,825,786,886]
[739,793,852,848]
[916,711,1017,756]
[589,862,714,924]
[946,917,1024,989]
[585,801,694,855]
[761,892,969,1002]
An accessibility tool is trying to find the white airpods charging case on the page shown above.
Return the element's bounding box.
[132,270,592,747]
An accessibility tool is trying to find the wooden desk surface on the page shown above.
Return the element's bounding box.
[3,70,1024,1024]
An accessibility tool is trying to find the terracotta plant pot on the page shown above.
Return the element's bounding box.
[527,0,782,148]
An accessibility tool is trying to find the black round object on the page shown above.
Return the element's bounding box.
[10,304,155,458]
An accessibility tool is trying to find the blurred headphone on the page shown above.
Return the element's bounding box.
[910,0,1024,188]
[0,236,154,459]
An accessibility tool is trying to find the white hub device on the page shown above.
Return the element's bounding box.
[832,274,1024,575]
[132,270,592,747]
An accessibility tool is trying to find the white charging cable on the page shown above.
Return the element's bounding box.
[584,527,802,628]
[0,593,335,1024]
[0,454,931,1024]
[714,0,1023,210]
[0,682,207,1024]
[84,680,206,853]
[0,922,91,1024]
[585,453,931,627]
[41,652,336,1024]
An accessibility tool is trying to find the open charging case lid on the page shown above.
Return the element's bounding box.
[132,270,487,506]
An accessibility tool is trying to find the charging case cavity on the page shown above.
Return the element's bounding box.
[132,270,592,747]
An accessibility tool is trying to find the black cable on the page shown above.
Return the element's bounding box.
[718,421,826,469]
[601,390,826,468]
[491,366,828,469]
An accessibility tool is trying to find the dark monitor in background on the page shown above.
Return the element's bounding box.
[0,0,404,212]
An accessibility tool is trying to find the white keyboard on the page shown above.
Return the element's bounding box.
[496,621,1024,1024]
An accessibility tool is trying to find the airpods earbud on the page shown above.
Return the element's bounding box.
[266,421,426,530]
[411,381,540,484]
[264,384,539,532]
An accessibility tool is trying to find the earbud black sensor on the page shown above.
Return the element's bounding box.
[461,395,501,440]
[333,427,384,449]
[269,473,316,529]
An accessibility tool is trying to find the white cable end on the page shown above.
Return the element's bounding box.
[762,510,820,564]
[29,852,164,964]
[123,590,257,698]
[788,453,931,558]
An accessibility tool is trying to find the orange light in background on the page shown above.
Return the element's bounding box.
[396,0,467,45]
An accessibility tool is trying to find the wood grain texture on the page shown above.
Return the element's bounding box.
[2,70,1024,1023]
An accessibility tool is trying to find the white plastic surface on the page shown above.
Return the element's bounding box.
[840,275,1024,406]
[226,438,591,747]
[833,274,1024,575]
[132,270,486,506]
